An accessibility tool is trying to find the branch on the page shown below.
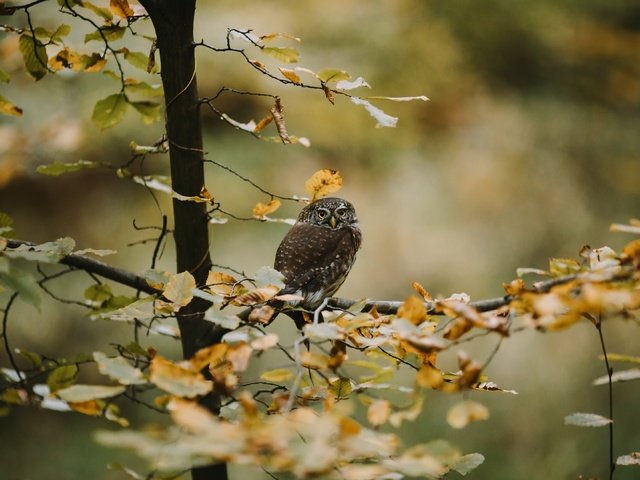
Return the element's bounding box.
[6,239,158,295]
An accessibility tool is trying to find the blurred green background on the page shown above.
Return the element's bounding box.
[1,0,639,478]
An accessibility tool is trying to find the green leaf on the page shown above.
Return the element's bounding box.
[93,352,146,385]
[56,384,126,402]
[51,24,72,42]
[18,34,48,81]
[47,365,79,393]
[0,212,15,238]
[84,283,113,306]
[16,348,42,367]
[130,100,162,124]
[92,93,129,129]
[0,95,22,117]
[261,46,299,63]
[549,257,581,276]
[83,1,114,21]
[124,50,157,73]
[600,353,640,364]
[0,70,10,83]
[125,81,164,97]
[123,341,151,359]
[316,68,350,83]
[0,268,41,308]
[564,412,612,427]
[328,377,353,399]
[85,26,125,43]
[36,160,98,176]
[259,368,293,382]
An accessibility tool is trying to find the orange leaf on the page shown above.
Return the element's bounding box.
[109,0,134,18]
[252,199,282,218]
[397,295,427,325]
[304,169,343,201]
[279,67,301,84]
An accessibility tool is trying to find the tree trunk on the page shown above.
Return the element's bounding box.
[137,1,227,479]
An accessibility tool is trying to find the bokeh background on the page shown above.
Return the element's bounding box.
[1,0,639,478]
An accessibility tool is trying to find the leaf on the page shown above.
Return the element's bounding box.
[304,322,342,341]
[367,399,391,427]
[83,1,114,21]
[36,160,98,176]
[150,355,212,398]
[0,213,15,238]
[92,93,129,129]
[616,452,640,466]
[123,50,156,73]
[0,95,23,117]
[549,257,582,276]
[46,365,79,393]
[279,67,301,83]
[163,271,196,310]
[397,295,427,325]
[259,368,293,382]
[93,352,146,385]
[336,77,371,91]
[451,453,485,476]
[350,97,398,128]
[3,237,75,263]
[254,265,285,289]
[593,368,640,385]
[234,285,280,306]
[0,267,41,308]
[220,113,257,132]
[366,95,429,102]
[317,68,350,83]
[0,70,10,83]
[304,168,343,201]
[328,377,353,399]
[18,34,48,81]
[204,308,241,330]
[261,46,299,63]
[564,412,612,427]
[74,248,116,256]
[125,81,164,97]
[447,400,489,429]
[600,353,640,364]
[57,384,126,402]
[84,26,125,43]
[300,351,329,370]
[110,0,134,18]
[252,199,281,219]
[130,100,162,124]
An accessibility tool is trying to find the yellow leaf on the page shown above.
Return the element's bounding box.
[109,0,134,18]
[260,368,293,382]
[417,363,444,389]
[234,285,280,306]
[367,399,391,427]
[206,271,238,297]
[279,67,301,84]
[0,95,23,117]
[412,281,433,301]
[397,295,427,325]
[301,351,330,370]
[328,377,352,399]
[189,343,228,371]
[446,400,489,429]
[226,343,252,372]
[162,271,195,310]
[252,198,281,218]
[304,168,343,201]
[68,399,102,416]
[149,355,212,398]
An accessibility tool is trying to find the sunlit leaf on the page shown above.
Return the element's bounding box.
[110,0,134,18]
[260,368,293,382]
[93,352,146,385]
[250,332,278,350]
[0,95,23,116]
[46,365,78,393]
[150,355,212,398]
[234,285,280,306]
[397,295,427,325]
[125,81,164,97]
[600,353,640,364]
[18,34,48,80]
[304,168,343,201]
[451,453,485,476]
[57,384,126,402]
[366,95,429,102]
[336,77,370,91]
[74,247,117,256]
[260,32,301,43]
[616,452,640,466]
[36,160,98,176]
[350,97,398,128]
[316,68,350,83]
[593,368,640,386]
[163,271,196,310]
[447,400,489,429]
[329,377,353,399]
[221,113,257,132]
[252,199,281,219]
[549,257,581,276]
[300,351,330,370]
[85,26,125,43]
[367,399,391,427]
[204,308,241,330]
[92,93,129,129]
[564,412,612,427]
[279,67,301,83]
[261,46,299,63]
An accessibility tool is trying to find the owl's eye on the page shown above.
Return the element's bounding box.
[335,207,347,217]
[316,209,328,219]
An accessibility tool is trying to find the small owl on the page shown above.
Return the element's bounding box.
[274,197,362,328]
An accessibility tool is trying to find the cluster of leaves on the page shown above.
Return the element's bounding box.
[1,0,162,127]
[2,212,639,477]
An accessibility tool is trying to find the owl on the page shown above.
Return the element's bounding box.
[274,197,362,328]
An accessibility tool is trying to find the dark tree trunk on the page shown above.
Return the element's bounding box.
[137,1,227,479]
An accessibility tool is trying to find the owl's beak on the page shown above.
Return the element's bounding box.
[329,215,337,228]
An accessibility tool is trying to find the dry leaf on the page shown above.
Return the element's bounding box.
[367,399,391,427]
[447,400,489,429]
[304,169,343,201]
[397,296,427,325]
[234,285,280,306]
[252,199,282,219]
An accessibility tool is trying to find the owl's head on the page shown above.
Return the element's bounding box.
[298,197,358,229]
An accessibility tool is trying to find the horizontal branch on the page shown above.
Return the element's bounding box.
[6,239,158,295]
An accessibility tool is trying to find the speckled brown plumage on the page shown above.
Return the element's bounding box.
[274,197,361,326]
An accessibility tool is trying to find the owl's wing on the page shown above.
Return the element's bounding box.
[274,223,360,295]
